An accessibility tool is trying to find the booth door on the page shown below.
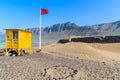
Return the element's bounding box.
[12,31,18,48]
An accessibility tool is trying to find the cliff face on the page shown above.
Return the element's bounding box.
[92,20,120,35]
[26,20,120,43]
[1,20,120,44]
[27,22,100,36]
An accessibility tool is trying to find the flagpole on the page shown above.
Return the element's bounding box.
[39,8,48,50]
[39,8,42,50]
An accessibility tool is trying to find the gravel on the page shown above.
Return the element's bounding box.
[0,53,120,80]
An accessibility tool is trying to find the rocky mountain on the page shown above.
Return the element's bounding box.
[27,22,100,36]
[26,20,120,43]
[92,20,120,36]
[26,22,99,43]
[0,20,120,45]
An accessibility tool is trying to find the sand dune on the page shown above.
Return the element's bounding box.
[42,42,120,62]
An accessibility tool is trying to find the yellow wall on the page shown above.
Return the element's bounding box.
[19,30,32,48]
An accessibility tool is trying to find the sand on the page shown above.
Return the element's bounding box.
[42,42,120,62]
[0,53,120,80]
[0,42,120,80]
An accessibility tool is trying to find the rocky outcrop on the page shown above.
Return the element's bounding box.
[58,36,120,43]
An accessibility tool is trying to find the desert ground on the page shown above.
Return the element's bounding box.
[42,42,120,62]
[0,42,120,80]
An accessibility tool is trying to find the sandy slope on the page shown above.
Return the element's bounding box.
[0,43,120,79]
[42,42,120,62]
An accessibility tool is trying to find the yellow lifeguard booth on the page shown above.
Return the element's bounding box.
[5,29,32,56]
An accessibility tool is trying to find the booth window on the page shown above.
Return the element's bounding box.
[12,31,18,39]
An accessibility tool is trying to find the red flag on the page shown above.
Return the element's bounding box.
[40,8,48,15]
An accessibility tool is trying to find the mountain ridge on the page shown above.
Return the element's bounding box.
[0,20,120,44]
[26,20,120,43]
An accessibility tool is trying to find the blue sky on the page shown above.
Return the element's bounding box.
[0,0,120,32]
